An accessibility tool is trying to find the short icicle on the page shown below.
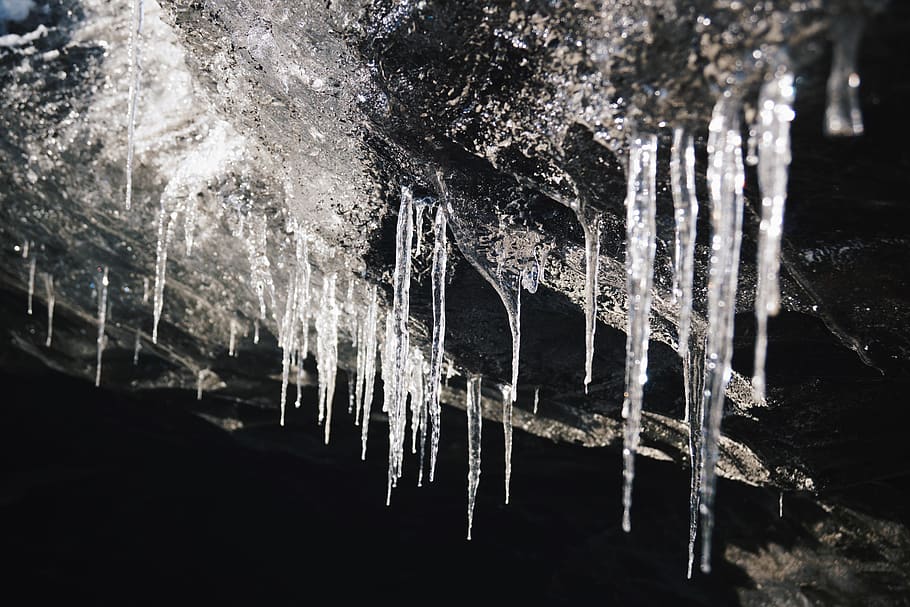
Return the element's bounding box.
[699,93,747,574]
[466,374,483,540]
[533,386,539,415]
[427,203,448,481]
[501,384,513,505]
[43,273,55,347]
[95,267,110,388]
[386,186,414,503]
[152,198,177,343]
[229,319,237,357]
[27,256,36,315]
[621,131,658,534]
[825,16,865,137]
[753,62,796,401]
[196,370,205,400]
[124,0,145,210]
[133,328,142,364]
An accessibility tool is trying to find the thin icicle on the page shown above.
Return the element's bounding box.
[700,93,746,574]
[142,276,149,304]
[670,128,699,368]
[621,132,658,534]
[253,318,260,344]
[466,374,483,540]
[197,369,205,400]
[685,344,705,579]
[124,0,145,210]
[577,209,601,393]
[133,328,142,364]
[316,273,339,445]
[753,63,796,401]
[152,198,177,343]
[533,386,539,415]
[407,349,426,456]
[278,265,299,427]
[825,16,865,137]
[428,203,448,481]
[184,194,198,256]
[385,187,414,504]
[229,319,237,357]
[295,235,312,386]
[360,285,379,460]
[95,267,109,387]
[501,384,513,505]
[27,256,36,315]
[779,492,784,518]
[21,239,29,259]
[43,273,55,347]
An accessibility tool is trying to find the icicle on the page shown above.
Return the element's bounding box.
[753,63,796,402]
[278,265,299,427]
[295,235,312,377]
[21,239,29,259]
[316,273,339,445]
[184,194,198,256]
[229,319,237,357]
[152,198,177,344]
[413,201,426,257]
[428,203,448,482]
[685,345,704,580]
[621,132,658,533]
[407,349,426,457]
[295,350,304,409]
[466,374,483,540]
[95,267,109,388]
[825,16,865,137]
[26,256,36,315]
[197,369,204,400]
[253,318,260,344]
[670,128,699,368]
[699,93,746,574]
[124,0,145,210]
[501,384,513,505]
[779,492,784,518]
[533,386,539,415]
[577,209,601,393]
[142,276,149,304]
[348,374,356,417]
[133,328,142,365]
[360,285,379,460]
[386,187,414,504]
[43,273,55,347]
[246,215,277,321]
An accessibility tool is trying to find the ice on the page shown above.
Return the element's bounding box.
[253,319,260,344]
[246,214,277,321]
[501,384,513,504]
[196,369,204,400]
[95,267,109,388]
[825,17,865,137]
[577,209,602,393]
[124,0,144,211]
[670,128,698,371]
[359,285,379,460]
[21,239,29,259]
[427,203,448,482]
[26,255,35,315]
[184,194,198,256]
[385,186,414,503]
[316,273,339,444]
[753,63,796,401]
[408,348,426,456]
[43,273,54,347]
[229,318,238,357]
[533,386,539,415]
[413,199,426,257]
[133,328,142,365]
[699,93,746,574]
[142,277,149,304]
[621,132,658,533]
[152,197,177,344]
[466,374,482,540]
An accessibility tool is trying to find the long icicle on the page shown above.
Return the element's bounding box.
[428,203,448,482]
[501,384,513,504]
[621,132,658,533]
[124,0,145,210]
[578,209,601,393]
[278,265,299,427]
[360,285,379,460]
[466,374,483,540]
[700,93,746,574]
[43,273,55,347]
[316,273,339,445]
[386,186,414,503]
[753,63,796,401]
[95,267,110,387]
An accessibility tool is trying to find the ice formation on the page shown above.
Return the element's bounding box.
[1,0,876,581]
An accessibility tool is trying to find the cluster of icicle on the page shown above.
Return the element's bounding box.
[12,4,875,581]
